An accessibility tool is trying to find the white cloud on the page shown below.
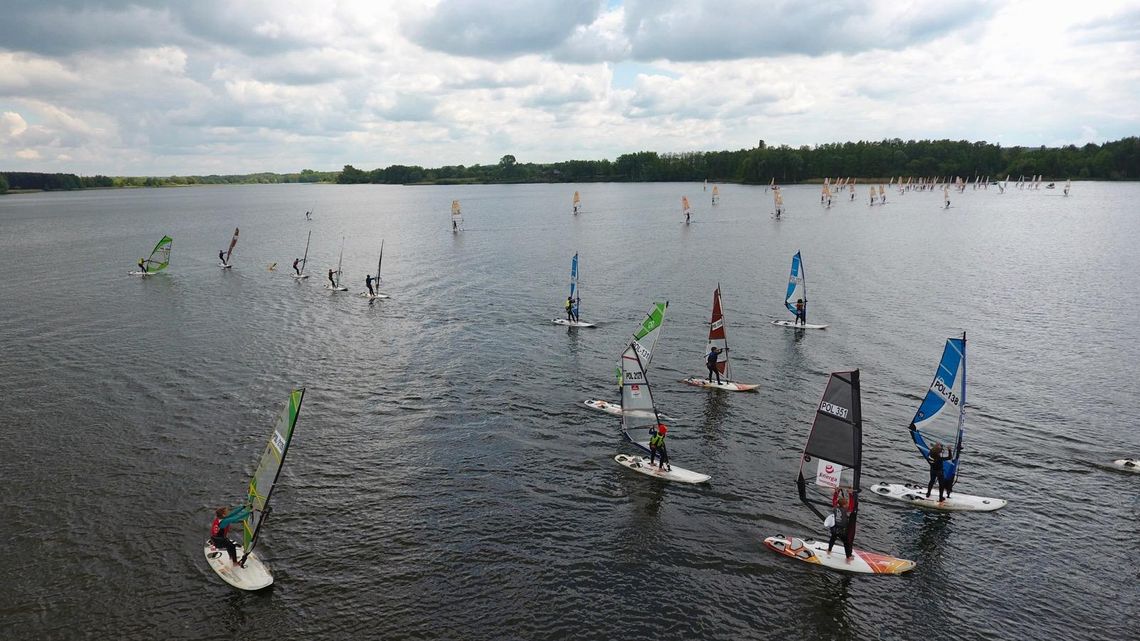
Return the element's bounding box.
[0,0,1135,174]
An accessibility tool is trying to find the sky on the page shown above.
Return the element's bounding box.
[0,0,1137,175]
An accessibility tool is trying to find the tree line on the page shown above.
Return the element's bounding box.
[3,137,1137,194]
[0,168,337,192]
[337,137,1140,185]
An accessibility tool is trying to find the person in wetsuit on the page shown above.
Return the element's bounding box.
[565,296,575,322]
[137,258,147,274]
[826,489,854,560]
[926,442,952,501]
[292,258,301,276]
[327,268,337,287]
[365,274,375,297]
[795,299,806,326]
[706,346,723,384]
[210,505,252,567]
[218,250,227,265]
[648,424,670,471]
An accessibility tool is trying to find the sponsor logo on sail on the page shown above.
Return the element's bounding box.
[815,459,843,488]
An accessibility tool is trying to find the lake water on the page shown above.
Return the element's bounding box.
[1,181,1137,640]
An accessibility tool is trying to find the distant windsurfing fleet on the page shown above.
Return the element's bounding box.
[122,181,1126,590]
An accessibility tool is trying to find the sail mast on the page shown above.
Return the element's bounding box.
[300,230,311,275]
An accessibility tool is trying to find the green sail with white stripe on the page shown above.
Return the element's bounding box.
[241,388,305,562]
[142,235,172,273]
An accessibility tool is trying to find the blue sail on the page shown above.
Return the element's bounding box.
[909,335,966,481]
[784,251,805,316]
[569,253,580,317]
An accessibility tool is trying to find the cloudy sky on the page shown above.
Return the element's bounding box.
[1,0,1137,175]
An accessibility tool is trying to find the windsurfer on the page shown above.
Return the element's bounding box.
[926,442,951,501]
[137,258,146,274]
[365,274,375,297]
[210,505,252,567]
[648,424,670,471]
[706,346,723,384]
[826,489,854,560]
[292,258,301,276]
[327,268,336,287]
[218,250,226,265]
[795,299,806,326]
[565,296,575,322]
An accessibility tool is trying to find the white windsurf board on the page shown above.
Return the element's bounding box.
[870,482,1007,512]
[613,454,709,484]
[203,539,274,590]
[552,319,597,328]
[763,535,915,575]
[681,377,759,392]
[772,320,828,330]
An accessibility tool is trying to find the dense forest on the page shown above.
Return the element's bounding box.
[337,137,1140,185]
[0,168,336,192]
[2,137,1137,194]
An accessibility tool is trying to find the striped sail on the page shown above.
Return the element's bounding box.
[909,335,966,483]
[451,200,462,227]
[573,191,581,214]
[706,285,731,380]
[241,388,305,561]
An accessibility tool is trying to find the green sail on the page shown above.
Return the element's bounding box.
[142,235,172,273]
[241,388,305,559]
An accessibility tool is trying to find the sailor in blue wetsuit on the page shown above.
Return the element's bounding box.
[210,505,252,567]
[706,347,723,384]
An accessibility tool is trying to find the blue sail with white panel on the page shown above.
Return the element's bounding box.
[909,334,966,482]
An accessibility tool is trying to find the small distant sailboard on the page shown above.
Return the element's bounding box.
[325,236,348,291]
[129,235,172,276]
[451,199,463,232]
[219,227,239,268]
[572,190,581,215]
[772,251,828,329]
[765,370,915,574]
[1111,459,1140,473]
[683,285,758,391]
[205,388,305,590]
[613,341,709,484]
[763,535,915,575]
[360,240,390,299]
[875,333,1007,512]
[711,184,720,205]
[584,301,667,415]
[292,230,312,279]
[552,252,596,327]
[682,196,692,224]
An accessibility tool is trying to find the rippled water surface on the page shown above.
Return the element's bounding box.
[2,182,1138,640]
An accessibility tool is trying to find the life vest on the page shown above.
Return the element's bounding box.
[210,517,224,538]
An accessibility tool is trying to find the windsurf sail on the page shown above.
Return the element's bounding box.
[712,185,720,204]
[223,228,239,265]
[630,301,668,366]
[299,230,311,275]
[451,200,463,229]
[140,235,173,273]
[796,370,862,534]
[682,196,691,220]
[240,387,305,563]
[620,343,661,453]
[705,285,732,381]
[568,252,581,319]
[908,334,966,486]
[784,251,806,318]
[573,191,581,214]
[333,236,345,287]
[375,240,384,283]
